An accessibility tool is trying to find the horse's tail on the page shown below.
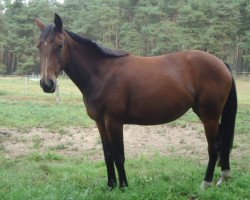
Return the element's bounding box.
[217,63,237,166]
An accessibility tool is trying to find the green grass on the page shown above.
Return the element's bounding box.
[0,100,92,130]
[0,153,249,200]
[0,77,93,130]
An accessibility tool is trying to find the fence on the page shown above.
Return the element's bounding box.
[23,74,61,103]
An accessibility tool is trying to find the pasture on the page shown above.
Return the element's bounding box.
[0,77,249,199]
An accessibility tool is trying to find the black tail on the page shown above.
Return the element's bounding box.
[217,63,237,167]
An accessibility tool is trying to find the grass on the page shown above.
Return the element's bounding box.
[0,100,92,130]
[0,77,92,130]
[0,76,250,199]
[0,153,249,200]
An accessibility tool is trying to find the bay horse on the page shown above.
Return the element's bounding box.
[35,14,237,189]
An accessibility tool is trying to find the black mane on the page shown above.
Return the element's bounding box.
[40,25,128,58]
[65,30,129,58]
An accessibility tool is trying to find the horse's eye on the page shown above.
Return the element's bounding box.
[57,43,63,50]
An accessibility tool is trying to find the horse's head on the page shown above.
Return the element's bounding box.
[35,14,68,93]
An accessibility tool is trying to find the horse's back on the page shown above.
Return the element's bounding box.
[126,50,232,98]
[122,50,232,100]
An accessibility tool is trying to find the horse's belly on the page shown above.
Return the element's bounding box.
[106,66,195,125]
[124,99,191,125]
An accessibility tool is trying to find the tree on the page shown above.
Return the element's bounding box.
[177,0,240,62]
[1,0,60,75]
[0,0,249,74]
[236,0,250,73]
[0,1,7,74]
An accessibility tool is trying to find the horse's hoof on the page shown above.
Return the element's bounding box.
[119,181,128,191]
[200,181,212,190]
[216,178,224,186]
[108,180,117,190]
[216,170,230,186]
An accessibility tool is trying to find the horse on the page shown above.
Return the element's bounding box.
[35,14,237,189]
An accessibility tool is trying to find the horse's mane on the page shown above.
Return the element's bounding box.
[65,30,129,58]
[40,24,128,58]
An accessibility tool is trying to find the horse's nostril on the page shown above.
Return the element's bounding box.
[40,79,56,93]
[48,79,55,89]
[49,79,54,87]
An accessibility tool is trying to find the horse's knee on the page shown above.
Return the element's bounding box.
[104,152,113,163]
[114,156,125,167]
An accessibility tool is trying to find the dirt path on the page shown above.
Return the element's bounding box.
[0,124,248,162]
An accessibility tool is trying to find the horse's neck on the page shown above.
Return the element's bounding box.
[64,40,106,95]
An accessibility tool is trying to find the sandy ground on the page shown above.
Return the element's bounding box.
[0,124,248,162]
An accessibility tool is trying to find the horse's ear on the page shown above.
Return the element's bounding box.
[35,18,45,31]
[54,13,63,32]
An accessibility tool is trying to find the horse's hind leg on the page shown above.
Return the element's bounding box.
[216,125,231,186]
[201,119,220,189]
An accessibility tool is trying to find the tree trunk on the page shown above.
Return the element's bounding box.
[0,45,3,64]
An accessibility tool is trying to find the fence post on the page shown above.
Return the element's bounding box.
[56,83,60,103]
[24,76,28,96]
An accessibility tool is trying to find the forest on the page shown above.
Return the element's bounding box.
[0,0,249,75]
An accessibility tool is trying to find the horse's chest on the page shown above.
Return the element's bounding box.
[86,106,99,121]
[84,97,104,121]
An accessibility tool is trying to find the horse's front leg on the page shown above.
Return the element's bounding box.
[96,122,117,189]
[105,117,128,188]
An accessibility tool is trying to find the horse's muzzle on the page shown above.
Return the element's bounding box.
[40,79,56,93]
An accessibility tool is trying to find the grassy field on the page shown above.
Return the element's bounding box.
[1,154,249,200]
[0,77,92,131]
[0,76,250,199]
